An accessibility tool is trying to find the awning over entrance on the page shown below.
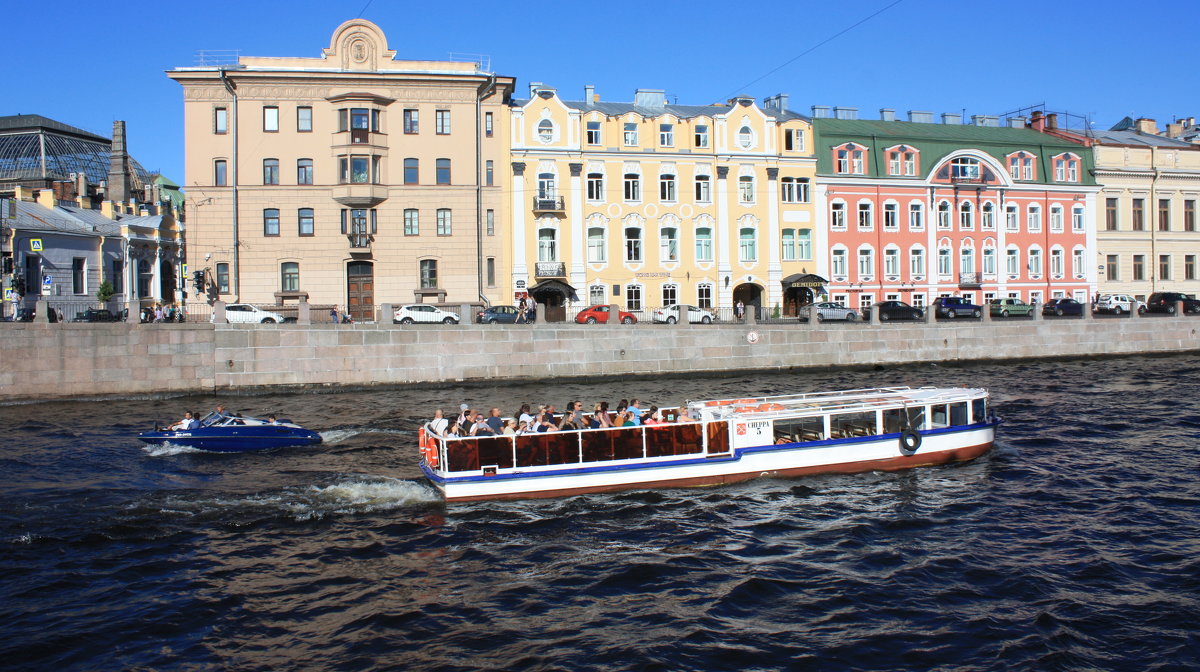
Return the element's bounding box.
[527,278,579,302]
[781,273,828,289]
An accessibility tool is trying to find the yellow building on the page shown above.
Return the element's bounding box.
[509,86,818,320]
[168,19,514,320]
[1087,120,1200,299]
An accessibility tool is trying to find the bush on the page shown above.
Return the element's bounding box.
[96,280,115,303]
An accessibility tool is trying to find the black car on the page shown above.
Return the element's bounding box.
[932,296,982,319]
[874,300,924,321]
[1042,298,1084,317]
[476,305,534,324]
[71,309,120,323]
[1146,292,1200,315]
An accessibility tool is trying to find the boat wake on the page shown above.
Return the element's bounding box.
[320,427,411,445]
[142,442,205,457]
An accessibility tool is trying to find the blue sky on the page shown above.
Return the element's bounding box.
[10,0,1193,186]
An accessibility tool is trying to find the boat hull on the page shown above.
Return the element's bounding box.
[424,422,996,502]
[137,427,323,452]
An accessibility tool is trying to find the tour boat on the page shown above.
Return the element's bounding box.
[418,386,999,502]
[137,412,323,452]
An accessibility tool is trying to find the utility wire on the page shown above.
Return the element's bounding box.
[723,0,906,100]
[357,0,375,18]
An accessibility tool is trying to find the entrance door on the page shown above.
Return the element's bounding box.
[346,261,374,322]
[783,286,814,316]
[732,283,763,320]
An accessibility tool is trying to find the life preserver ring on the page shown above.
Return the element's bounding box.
[758,403,785,412]
[899,428,922,453]
[418,426,441,468]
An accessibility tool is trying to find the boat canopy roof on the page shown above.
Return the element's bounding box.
[690,386,987,421]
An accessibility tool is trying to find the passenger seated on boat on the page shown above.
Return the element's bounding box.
[593,401,613,428]
[517,404,535,428]
[169,411,197,431]
[267,414,278,424]
[559,401,585,430]
[502,419,517,435]
[643,406,665,426]
[427,409,449,438]
[534,406,557,432]
[628,399,644,425]
[445,421,461,438]
[470,413,495,436]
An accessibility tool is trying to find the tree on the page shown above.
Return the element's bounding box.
[96,280,115,304]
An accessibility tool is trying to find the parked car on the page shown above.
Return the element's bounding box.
[218,303,286,324]
[476,305,533,324]
[933,296,982,319]
[1093,294,1146,315]
[1145,291,1200,315]
[71,309,120,323]
[799,302,858,322]
[394,304,460,324]
[989,298,1035,318]
[1042,298,1084,317]
[874,300,924,321]
[651,304,714,324]
[576,305,637,324]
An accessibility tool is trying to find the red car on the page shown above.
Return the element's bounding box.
[575,305,637,324]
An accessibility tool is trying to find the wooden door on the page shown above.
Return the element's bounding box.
[346,261,374,322]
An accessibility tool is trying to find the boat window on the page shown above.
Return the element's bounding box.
[885,407,926,432]
[972,398,987,423]
[646,424,704,457]
[830,411,877,439]
[930,405,949,428]
[949,402,969,426]
[775,416,825,443]
[907,407,926,431]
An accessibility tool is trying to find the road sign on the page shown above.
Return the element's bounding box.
[30,239,43,252]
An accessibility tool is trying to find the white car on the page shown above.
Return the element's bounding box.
[394,304,460,325]
[218,303,286,324]
[651,304,716,324]
[1094,294,1146,315]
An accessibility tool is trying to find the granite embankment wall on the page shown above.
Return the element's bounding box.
[1,316,1198,401]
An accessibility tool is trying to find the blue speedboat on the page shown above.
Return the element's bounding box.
[138,412,323,452]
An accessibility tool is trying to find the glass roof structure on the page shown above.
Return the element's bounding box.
[0,115,151,190]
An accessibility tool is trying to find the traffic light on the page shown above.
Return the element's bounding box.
[193,270,205,291]
[13,276,26,296]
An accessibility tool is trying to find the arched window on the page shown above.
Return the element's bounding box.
[959,201,974,229]
[981,202,995,229]
[537,119,554,142]
[938,201,951,229]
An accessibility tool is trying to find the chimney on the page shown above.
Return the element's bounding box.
[634,89,666,111]
[1009,116,1026,128]
[1030,111,1045,132]
[811,105,831,118]
[763,93,789,112]
[75,172,88,200]
[1046,113,1058,130]
[833,106,858,120]
[1135,117,1158,135]
[528,81,543,97]
[107,120,131,205]
[971,115,999,127]
[941,112,962,125]
[908,110,934,124]
[584,85,595,107]
[880,108,896,122]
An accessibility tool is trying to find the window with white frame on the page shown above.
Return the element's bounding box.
[781,177,809,203]
[831,202,847,229]
[959,201,974,229]
[884,248,900,276]
[739,228,757,262]
[982,202,995,229]
[590,285,606,305]
[797,229,812,259]
[961,247,975,274]
[782,229,796,261]
[537,119,554,143]
[587,172,604,201]
[588,227,606,262]
[858,201,873,230]
[625,227,642,262]
[1072,205,1084,232]
[586,121,601,145]
[737,125,754,149]
[1028,204,1042,232]
[883,202,899,230]
[909,202,924,230]
[662,284,678,307]
[660,227,679,262]
[695,227,713,261]
[739,175,754,203]
[626,284,642,311]
[835,145,865,174]
[1006,204,1019,231]
[623,122,638,146]
[831,248,847,277]
[1051,248,1064,277]
[624,173,641,201]
[698,283,713,308]
[659,124,674,146]
[857,247,874,278]
[660,174,677,202]
[938,247,952,276]
[1073,248,1085,277]
[983,248,996,276]
[1050,205,1064,232]
[538,227,557,261]
[695,175,711,203]
[950,157,981,180]
[694,124,709,148]
[1006,248,1020,276]
[784,128,805,152]
[937,201,951,229]
[910,247,925,276]
[1029,248,1043,276]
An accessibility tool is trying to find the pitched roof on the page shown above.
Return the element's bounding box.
[812,117,1083,147]
[1088,129,1195,148]
[0,114,109,142]
[517,99,810,122]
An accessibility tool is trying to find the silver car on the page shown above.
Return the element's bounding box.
[798,302,859,322]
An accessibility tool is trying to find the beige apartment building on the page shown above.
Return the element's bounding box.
[510,86,818,320]
[168,19,514,320]
[1078,120,1200,300]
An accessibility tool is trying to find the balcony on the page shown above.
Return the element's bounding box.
[532,195,565,213]
[333,184,388,208]
[348,233,373,252]
[534,261,566,279]
[959,272,982,288]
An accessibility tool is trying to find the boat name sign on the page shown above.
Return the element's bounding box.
[732,419,771,448]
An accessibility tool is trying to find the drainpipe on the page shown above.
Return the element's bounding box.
[1149,145,1158,293]
[219,68,240,302]
[476,72,498,309]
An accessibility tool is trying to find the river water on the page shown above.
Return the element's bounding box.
[1,355,1198,671]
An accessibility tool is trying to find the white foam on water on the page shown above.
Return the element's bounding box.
[320,427,413,445]
[292,477,441,519]
[142,442,205,457]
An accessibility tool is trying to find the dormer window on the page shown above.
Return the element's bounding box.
[887,145,917,176]
[950,157,981,181]
[834,143,865,174]
[1053,153,1080,182]
[1008,151,1035,180]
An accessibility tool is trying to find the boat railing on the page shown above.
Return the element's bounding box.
[432,420,718,474]
[694,386,985,420]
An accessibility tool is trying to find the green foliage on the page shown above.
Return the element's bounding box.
[96,280,115,303]
[772,303,781,319]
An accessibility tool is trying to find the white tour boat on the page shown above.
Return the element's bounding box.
[418,386,999,502]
